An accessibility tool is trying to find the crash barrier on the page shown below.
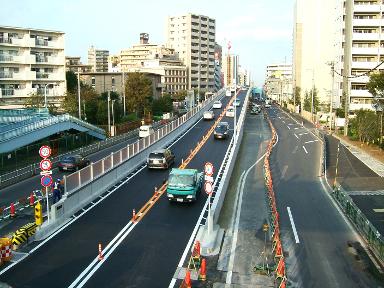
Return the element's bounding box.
[262,110,288,285]
[0,238,12,264]
[333,186,384,263]
[11,222,37,247]
[0,190,46,222]
[37,90,225,239]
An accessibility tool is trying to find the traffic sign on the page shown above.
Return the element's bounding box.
[39,145,51,158]
[40,159,52,171]
[41,175,53,187]
[204,181,213,195]
[40,170,53,176]
[204,162,214,176]
[204,175,214,183]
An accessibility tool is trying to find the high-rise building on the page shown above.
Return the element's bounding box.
[88,46,109,72]
[238,66,249,87]
[223,54,239,87]
[0,25,66,107]
[293,0,337,110]
[336,0,383,112]
[214,43,223,91]
[166,13,216,91]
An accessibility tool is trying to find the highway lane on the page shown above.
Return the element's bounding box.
[268,106,381,287]
[0,91,246,287]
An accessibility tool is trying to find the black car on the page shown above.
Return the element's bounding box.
[214,122,230,139]
[147,148,175,169]
[58,154,91,171]
[250,106,261,115]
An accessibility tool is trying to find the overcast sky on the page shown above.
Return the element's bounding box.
[1,0,294,86]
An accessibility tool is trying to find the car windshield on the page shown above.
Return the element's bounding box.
[216,125,227,132]
[61,156,76,163]
[214,101,220,104]
[168,174,194,187]
[149,152,164,159]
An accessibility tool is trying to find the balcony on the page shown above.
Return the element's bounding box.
[353,18,383,27]
[350,89,372,98]
[351,61,379,69]
[354,4,381,13]
[351,47,380,55]
[0,71,13,79]
[349,102,375,111]
[353,32,379,41]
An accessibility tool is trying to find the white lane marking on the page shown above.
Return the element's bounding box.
[292,146,299,154]
[294,127,300,130]
[287,207,300,244]
[281,165,288,179]
[303,146,308,154]
[304,140,319,144]
[298,132,309,136]
[287,125,291,130]
[282,120,285,123]
[294,134,299,139]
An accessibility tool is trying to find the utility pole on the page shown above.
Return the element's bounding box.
[329,62,335,134]
[77,68,81,119]
[122,71,126,116]
[107,91,111,137]
[311,71,314,123]
[343,0,353,136]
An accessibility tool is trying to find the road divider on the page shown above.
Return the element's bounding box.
[11,222,37,248]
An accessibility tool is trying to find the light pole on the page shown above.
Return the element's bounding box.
[234,80,237,143]
[77,68,81,119]
[311,71,315,123]
[44,82,57,108]
[107,91,111,137]
[111,99,116,136]
[122,71,126,116]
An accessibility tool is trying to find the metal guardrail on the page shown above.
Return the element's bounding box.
[333,186,384,263]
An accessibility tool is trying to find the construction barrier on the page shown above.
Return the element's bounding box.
[11,222,37,247]
[263,110,287,285]
[0,238,12,262]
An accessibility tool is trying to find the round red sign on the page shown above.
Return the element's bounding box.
[39,145,51,158]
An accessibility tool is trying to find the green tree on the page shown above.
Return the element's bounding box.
[125,72,153,117]
[172,90,187,102]
[303,88,319,113]
[349,109,378,142]
[152,95,173,115]
[61,92,78,116]
[24,92,44,108]
[66,71,78,94]
[289,86,301,105]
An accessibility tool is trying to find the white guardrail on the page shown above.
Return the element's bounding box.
[35,89,225,239]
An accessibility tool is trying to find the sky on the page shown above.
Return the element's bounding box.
[1,0,294,86]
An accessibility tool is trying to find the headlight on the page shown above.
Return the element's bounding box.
[167,194,174,198]
[186,195,193,199]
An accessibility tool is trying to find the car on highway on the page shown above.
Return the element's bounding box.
[166,168,203,202]
[203,110,215,120]
[226,106,235,117]
[214,122,230,139]
[139,125,154,138]
[58,154,91,171]
[212,101,222,109]
[250,107,261,115]
[147,148,175,169]
[234,98,241,107]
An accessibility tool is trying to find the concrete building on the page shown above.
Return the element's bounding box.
[264,64,293,103]
[65,56,92,73]
[293,0,337,111]
[223,54,239,87]
[335,0,384,112]
[214,43,223,91]
[238,66,250,87]
[0,25,66,107]
[108,55,120,72]
[166,13,216,91]
[88,46,109,72]
[80,72,162,99]
[110,33,188,95]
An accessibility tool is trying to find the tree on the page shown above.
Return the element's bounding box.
[349,109,378,142]
[24,92,44,108]
[303,88,319,113]
[290,86,301,105]
[125,72,153,117]
[152,95,173,115]
[172,90,187,102]
[66,71,78,94]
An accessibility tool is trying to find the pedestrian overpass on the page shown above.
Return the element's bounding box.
[0,108,106,153]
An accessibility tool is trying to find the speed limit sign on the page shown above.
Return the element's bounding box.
[39,145,51,158]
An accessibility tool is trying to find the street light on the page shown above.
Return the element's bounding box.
[111,99,116,136]
[77,68,81,119]
[107,91,111,137]
[44,82,57,108]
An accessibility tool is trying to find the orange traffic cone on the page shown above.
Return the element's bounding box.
[199,258,207,281]
[132,209,136,222]
[98,243,104,260]
[29,193,35,207]
[180,270,192,288]
[10,203,15,218]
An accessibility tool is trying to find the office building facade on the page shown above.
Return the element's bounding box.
[0,25,66,107]
[166,13,216,91]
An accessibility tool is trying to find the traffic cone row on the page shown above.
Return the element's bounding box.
[98,243,103,260]
[263,114,287,285]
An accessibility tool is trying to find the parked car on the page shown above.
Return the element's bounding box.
[212,101,222,109]
[147,148,175,169]
[58,154,90,171]
[203,110,215,120]
[139,125,154,138]
[226,106,235,117]
[214,122,230,139]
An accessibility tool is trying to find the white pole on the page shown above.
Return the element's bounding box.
[122,72,126,116]
[46,186,50,224]
[44,85,47,108]
[77,68,81,119]
[107,91,111,136]
[112,100,115,136]
[208,193,212,235]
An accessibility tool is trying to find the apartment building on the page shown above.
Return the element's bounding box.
[238,66,250,87]
[88,46,109,72]
[166,13,216,91]
[264,64,293,102]
[335,0,384,112]
[80,72,162,99]
[0,26,66,107]
[65,56,92,73]
[222,54,239,87]
[214,43,223,91]
[293,0,337,110]
[111,33,188,94]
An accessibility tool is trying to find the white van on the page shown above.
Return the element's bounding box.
[139,125,154,138]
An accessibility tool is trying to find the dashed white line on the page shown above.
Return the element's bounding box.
[304,140,319,144]
[294,127,300,130]
[294,134,299,139]
[303,146,308,154]
[287,207,300,244]
[298,132,309,136]
[287,125,291,130]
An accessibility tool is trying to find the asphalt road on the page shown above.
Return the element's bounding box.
[268,106,381,287]
[0,92,246,287]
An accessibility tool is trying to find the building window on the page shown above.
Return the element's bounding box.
[91,77,95,86]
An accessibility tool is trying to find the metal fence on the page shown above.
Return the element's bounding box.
[333,186,384,263]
